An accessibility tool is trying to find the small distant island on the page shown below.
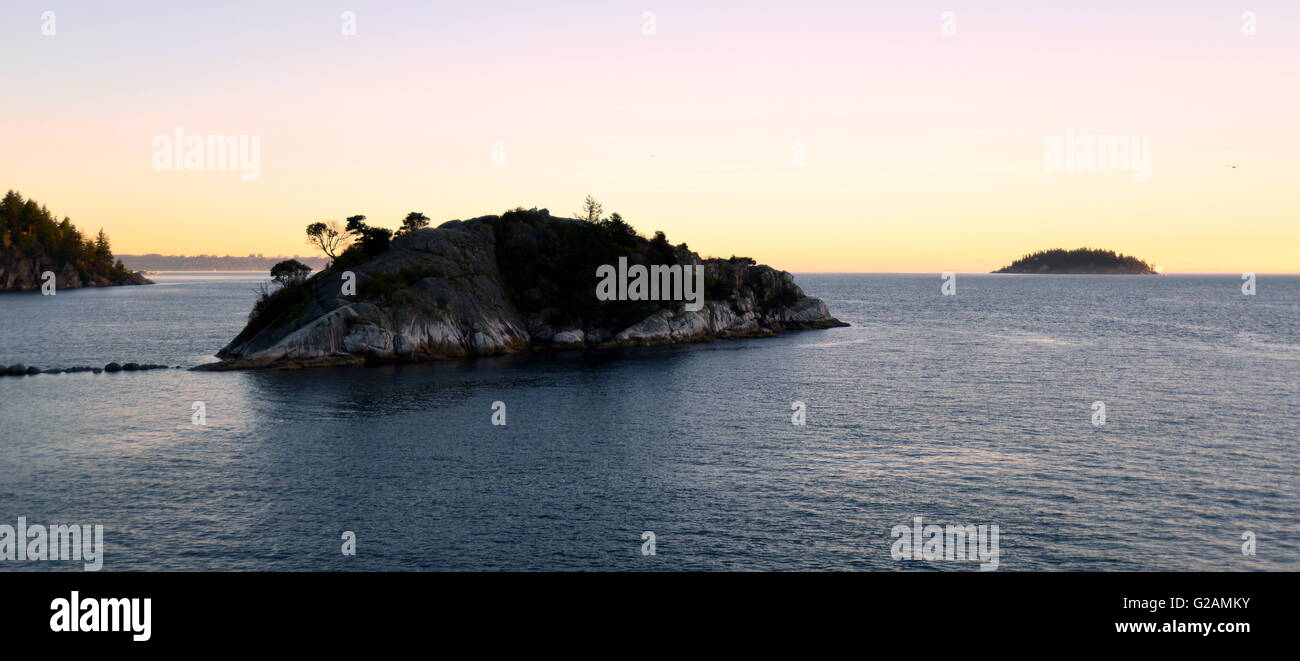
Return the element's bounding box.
[992,248,1157,275]
[0,190,151,291]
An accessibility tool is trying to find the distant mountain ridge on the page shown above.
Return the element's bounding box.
[993,248,1157,274]
[0,190,151,291]
[117,254,329,272]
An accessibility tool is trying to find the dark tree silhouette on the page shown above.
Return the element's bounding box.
[305,220,348,259]
[646,230,677,265]
[598,212,638,250]
[341,215,392,256]
[270,259,311,285]
[576,195,603,223]
[399,212,430,236]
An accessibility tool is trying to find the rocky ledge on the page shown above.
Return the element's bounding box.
[199,209,847,371]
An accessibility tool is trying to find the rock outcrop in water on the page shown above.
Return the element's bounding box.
[201,208,846,370]
[993,248,1157,274]
[1,362,179,376]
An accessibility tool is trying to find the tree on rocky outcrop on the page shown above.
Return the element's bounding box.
[306,220,349,259]
[270,259,311,285]
[343,215,392,256]
[398,212,430,236]
[344,215,368,235]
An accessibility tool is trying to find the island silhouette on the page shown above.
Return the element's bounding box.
[993,248,1157,274]
[202,202,846,370]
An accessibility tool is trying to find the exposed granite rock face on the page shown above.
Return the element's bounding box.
[607,267,840,346]
[202,216,846,370]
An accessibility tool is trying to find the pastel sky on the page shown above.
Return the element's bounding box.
[2,1,1296,272]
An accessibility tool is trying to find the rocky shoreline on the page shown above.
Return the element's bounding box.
[196,312,849,372]
[0,264,153,291]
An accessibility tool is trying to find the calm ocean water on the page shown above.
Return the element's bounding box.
[1,273,1296,571]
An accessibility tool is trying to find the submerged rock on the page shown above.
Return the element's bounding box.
[0,362,177,377]
[551,329,585,349]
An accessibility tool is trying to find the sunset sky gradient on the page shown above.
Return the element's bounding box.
[2,0,1296,272]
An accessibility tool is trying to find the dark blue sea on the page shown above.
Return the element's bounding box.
[1,273,1296,570]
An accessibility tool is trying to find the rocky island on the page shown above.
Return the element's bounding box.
[201,206,846,370]
[0,190,152,291]
[993,248,1157,275]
